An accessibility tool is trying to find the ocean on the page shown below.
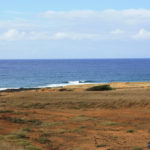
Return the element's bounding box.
[0,59,150,90]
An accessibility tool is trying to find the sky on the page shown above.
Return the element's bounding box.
[0,0,150,59]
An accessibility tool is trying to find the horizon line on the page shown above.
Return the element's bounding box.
[0,58,150,60]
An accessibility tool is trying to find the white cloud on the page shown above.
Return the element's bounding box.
[111,29,124,34]
[40,10,97,19]
[52,32,104,40]
[0,29,121,41]
[121,9,150,17]
[0,29,25,41]
[40,9,150,22]
[1,9,150,41]
[132,29,150,39]
[53,32,68,39]
[0,30,106,41]
[0,29,49,41]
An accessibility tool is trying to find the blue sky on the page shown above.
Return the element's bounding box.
[0,0,150,59]
[1,0,150,12]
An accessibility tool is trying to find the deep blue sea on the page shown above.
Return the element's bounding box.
[0,59,150,90]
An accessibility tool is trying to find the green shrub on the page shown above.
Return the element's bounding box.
[16,133,28,139]
[79,125,87,129]
[96,144,107,147]
[5,132,28,140]
[27,119,42,125]
[22,128,33,132]
[9,117,25,124]
[16,140,31,147]
[133,147,142,150]
[0,110,14,113]
[56,129,67,134]
[40,132,51,137]
[1,116,42,125]
[36,137,51,144]
[13,111,22,115]
[72,115,92,122]
[72,128,82,133]
[127,129,134,133]
[86,85,113,91]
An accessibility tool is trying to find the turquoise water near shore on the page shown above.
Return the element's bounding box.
[0,59,150,89]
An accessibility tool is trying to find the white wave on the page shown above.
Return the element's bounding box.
[0,81,95,91]
[38,80,93,88]
[0,87,21,91]
[68,81,80,84]
[39,83,66,88]
[0,88,9,91]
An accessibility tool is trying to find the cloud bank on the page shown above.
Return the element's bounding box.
[133,29,150,39]
[0,9,150,41]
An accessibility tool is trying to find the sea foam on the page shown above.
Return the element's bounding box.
[38,80,94,88]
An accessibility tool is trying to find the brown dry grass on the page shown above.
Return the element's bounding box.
[0,141,25,150]
[0,82,150,150]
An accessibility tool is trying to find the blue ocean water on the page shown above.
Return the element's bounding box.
[0,59,150,89]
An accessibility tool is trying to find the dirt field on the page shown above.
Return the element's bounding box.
[0,82,150,150]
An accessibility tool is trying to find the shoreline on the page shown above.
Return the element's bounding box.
[1,81,150,93]
[0,80,150,149]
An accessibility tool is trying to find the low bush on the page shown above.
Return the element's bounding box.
[36,137,51,144]
[127,129,134,133]
[0,110,14,113]
[27,119,42,125]
[96,144,107,147]
[23,128,33,132]
[71,128,82,133]
[7,117,26,124]
[1,116,42,125]
[133,147,142,150]
[86,85,113,91]
[16,133,28,139]
[40,132,51,137]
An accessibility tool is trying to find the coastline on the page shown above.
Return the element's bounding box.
[0,81,150,149]
[1,81,150,93]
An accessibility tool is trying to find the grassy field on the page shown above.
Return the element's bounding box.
[0,82,150,150]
